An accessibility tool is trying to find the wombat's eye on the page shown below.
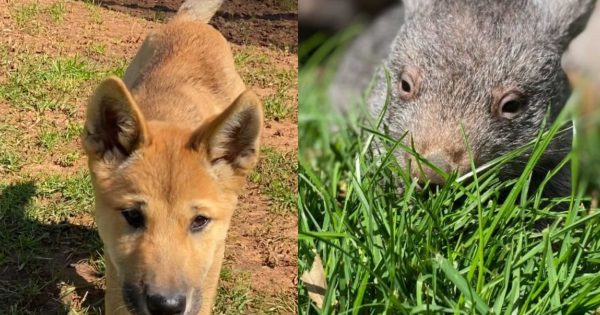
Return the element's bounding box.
[121,207,144,229]
[398,67,420,100]
[190,215,210,233]
[401,76,412,93]
[495,91,526,120]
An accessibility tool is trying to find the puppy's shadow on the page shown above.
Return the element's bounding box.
[0,182,105,314]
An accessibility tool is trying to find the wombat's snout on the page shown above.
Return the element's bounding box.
[409,150,466,185]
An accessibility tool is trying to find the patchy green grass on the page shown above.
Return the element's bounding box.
[251,147,297,213]
[265,68,295,120]
[11,1,69,32]
[298,38,600,314]
[259,291,298,314]
[12,2,42,30]
[83,0,104,25]
[214,266,297,315]
[234,51,253,66]
[1,171,93,226]
[38,129,61,150]
[276,0,298,12]
[0,141,23,173]
[54,151,80,168]
[33,171,94,220]
[89,42,107,56]
[0,46,126,180]
[38,122,82,151]
[0,52,121,113]
[0,150,22,173]
[235,49,297,120]
[48,1,67,23]
[264,86,293,121]
[0,176,102,312]
[83,0,103,24]
[214,267,254,314]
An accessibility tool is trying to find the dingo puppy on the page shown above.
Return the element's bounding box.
[82,0,263,314]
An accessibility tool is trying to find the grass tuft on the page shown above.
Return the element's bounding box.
[251,147,297,213]
[13,3,41,30]
[48,2,67,23]
[214,267,254,314]
[0,53,121,113]
[298,37,600,314]
[235,50,297,120]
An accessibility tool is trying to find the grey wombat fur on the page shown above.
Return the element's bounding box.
[330,0,597,198]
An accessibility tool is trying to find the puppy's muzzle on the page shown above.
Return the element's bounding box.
[123,283,196,315]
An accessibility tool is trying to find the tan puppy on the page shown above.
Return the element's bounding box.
[82,1,263,314]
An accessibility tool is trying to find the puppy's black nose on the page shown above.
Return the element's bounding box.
[146,293,186,315]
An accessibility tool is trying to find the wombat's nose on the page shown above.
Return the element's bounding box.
[418,152,452,185]
[146,291,186,315]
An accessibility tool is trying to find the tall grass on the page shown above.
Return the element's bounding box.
[298,35,600,314]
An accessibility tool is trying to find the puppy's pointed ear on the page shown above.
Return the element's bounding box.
[189,90,263,176]
[83,76,148,163]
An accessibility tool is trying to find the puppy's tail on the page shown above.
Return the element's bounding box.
[176,0,224,23]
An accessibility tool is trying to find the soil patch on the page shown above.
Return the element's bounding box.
[91,0,298,51]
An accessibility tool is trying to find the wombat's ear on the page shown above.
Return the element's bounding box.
[532,0,597,50]
[403,0,435,18]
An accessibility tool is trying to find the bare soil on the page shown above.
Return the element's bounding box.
[94,0,298,52]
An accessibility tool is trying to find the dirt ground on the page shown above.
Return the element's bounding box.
[0,0,297,313]
[96,0,298,52]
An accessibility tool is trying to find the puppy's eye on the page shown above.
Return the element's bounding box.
[398,67,420,101]
[121,208,144,229]
[190,215,210,233]
[495,91,527,119]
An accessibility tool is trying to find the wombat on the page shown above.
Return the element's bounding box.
[330,0,597,198]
